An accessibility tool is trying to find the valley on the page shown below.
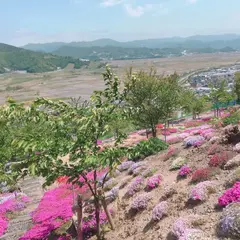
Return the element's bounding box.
[1,52,240,104]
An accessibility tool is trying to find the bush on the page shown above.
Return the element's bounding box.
[184,136,205,147]
[223,111,240,126]
[163,147,180,161]
[152,201,168,221]
[147,174,162,189]
[208,143,221,155]
[133,166,147,176]
[117,161,134,172]
[191,168,211,183]
[128,162,146,175]
[141,168,157,178]
[218,182,240,207]
[225,167,240,187]
[170,157,187,170]
[224,155,240,170]
[103,178,118,191]
[130,194,151,211]
[208,152,230,168]
[166,136,181,145]
[178,165,192,178]
[217,202,240,239]
[189,181,216,201]
[127,138,168,161]
[126,177,145,197]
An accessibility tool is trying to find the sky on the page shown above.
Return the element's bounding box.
[1,0,240,46]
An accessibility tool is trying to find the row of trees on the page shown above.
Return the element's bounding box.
[0,66,239,239]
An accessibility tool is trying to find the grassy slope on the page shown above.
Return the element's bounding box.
[0,43,89,74]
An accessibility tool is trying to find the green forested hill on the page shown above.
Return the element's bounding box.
[0,43,89,74]
[52,45,236,61]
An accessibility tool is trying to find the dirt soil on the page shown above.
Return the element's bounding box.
[101,130,238,240]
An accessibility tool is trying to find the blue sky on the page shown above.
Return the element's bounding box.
[1,0,240,46]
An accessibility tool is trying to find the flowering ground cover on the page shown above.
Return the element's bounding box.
[0,192,30,237]
[218,182,240,207]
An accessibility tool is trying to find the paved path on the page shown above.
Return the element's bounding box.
[0,177,44,240]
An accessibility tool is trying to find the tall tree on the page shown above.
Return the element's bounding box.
[125,69,181,138]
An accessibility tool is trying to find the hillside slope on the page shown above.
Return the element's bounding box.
[0,43,89,74]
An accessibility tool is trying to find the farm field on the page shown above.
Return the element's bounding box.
[1,52,240,104]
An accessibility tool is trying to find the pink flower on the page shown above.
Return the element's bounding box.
[178,165,192,177]
[147,174,162,189]
[218,182,240,207]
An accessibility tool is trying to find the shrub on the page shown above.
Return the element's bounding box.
[172,218,189,239]
[117,161,134,172]
[152,201,168,221]
[217,202,240,239]
[141,168,157,178]
[170,157,187,170]
[167,136,181,144]
[128,162,146,175]
[223,111,240,126]
[130,194,151,210]
[191,168,211,183]
[161,130,171,136]
[103,178,118,191]
[168,128,178,133]
[178,165,192,178]
[147,174,162,189]
[133,166,147,176]
[218,182,240,207]
[224,155,240,170]
[127,138,168,161]
[163,147,180,161]
[184,120,204,128]
[126,177,145,197]
[184,136,205,147]
[225,167,240,187]
[208,152,229,168]
[172,218,208,240]
[208,143,221,155]
[189,181,216,201]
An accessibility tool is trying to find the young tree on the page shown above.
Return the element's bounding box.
[125,68,182,138]
[207,80,233,117]
[234,72,240,103]
[4,66,128,239]
[181,90,206,119]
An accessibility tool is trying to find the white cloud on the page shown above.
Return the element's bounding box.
[101,0,125,7]
[124,4,153,17]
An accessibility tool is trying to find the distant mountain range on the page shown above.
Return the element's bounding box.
[21,34,240,61]
[0,43,89,74]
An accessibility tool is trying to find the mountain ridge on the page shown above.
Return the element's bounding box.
[22,34,240,52]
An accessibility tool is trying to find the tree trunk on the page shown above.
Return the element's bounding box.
[76,195,83,240]
[94,170,101,240]
[94,198,101,240]
[100,191,115,230]
[152,127,157,138]
[164,122,167,142]
[146,129,149,139]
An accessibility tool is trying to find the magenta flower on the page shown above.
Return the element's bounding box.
[218,182,240,207]
[178,165,192,177]
[147,174,162,189]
